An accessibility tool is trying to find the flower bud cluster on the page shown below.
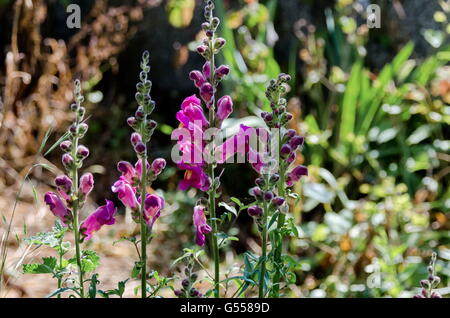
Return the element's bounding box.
[174,262,203,298]
[127,51,157,151]
[414,253,442,298]
[248,174,285,220]
[189,0,231,113]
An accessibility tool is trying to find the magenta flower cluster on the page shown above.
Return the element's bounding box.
[44,80,117,241]
[112,51,166,231]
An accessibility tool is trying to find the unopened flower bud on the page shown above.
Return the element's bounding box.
[249,186,263,198]
[189,70,206,88]
[289,135,304,149]
[55,175,73,194]
[201,22,210,31]
[248,205,263,217]
[264,191,274,201]
[202,62,211,79]
[255,177,265,187]
[287,152,296,164]
[270,174,280,183]
[272,196,285,206]
[215,65,230,79]
[286,129,296,139]
[62,154,74,168]
[78,123,88,136]
[134,142,146,154]
[281,144,292,157]
[431,292,442,298]
[182,279,189,288]
[217,95,233,121]
[174,290,183,297]
[127,117,137,127]
[420,280,430,289]
[131,132,142,146]
[135,106,145,119]
[206,30,214,38]
[197,45,207,54]
[147,120,157,130]
[60,140,72,152]
[79,173,94,196]
[200,83,214,103]
[77,145,90,158]
[214,37,226,49]
[151,158,166,176]
[211,17,220,27]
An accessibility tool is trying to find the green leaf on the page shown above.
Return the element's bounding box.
[230,197,243,207]
[339,60,361,146]
[25,231,59,248]
[47,287,79,298]
[70,250,100,273]
[89,273,99,298]
[218,202,237,216]
[131,261,143,279]
[23,257,57,274]
[44,131,70,156]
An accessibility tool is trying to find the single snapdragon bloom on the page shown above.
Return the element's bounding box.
[44,192,71,226]
[216,95,233,122]
[286,165,308,187]
[111,179,139,210]
[193,205,212,246]
[80,200,117,240]
[55,175,73,201]
[179,165,210,192]
[143,194,165,229]
[176,95,209,129]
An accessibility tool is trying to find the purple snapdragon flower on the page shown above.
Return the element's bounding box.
[193,205,212,246]
[80,200,117,240]
[44,192,71,226]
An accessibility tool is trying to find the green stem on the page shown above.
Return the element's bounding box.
[140,144,148,298]
[71,113,84,298]
[72,208,84,298]
[207,28,220,298]
[258,201,268,298]
[272,163,286,298]
[208,168,220,298]
[57,234,64,298]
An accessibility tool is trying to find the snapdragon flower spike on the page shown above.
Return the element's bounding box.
[80,200,117,241]
[112,52,165,300]
[193,205,212,246]
[44,192,71,226]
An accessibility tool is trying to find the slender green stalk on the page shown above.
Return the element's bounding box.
[271,166,286,298]
[258,200,269,298]
[207,22,220,297]
[70,108,85,298]
[139,147,148,298]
